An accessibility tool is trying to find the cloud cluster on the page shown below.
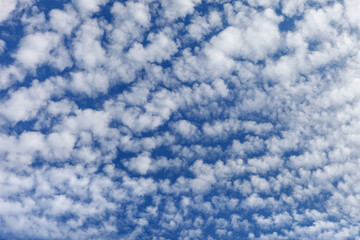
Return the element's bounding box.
[1,0,360,239]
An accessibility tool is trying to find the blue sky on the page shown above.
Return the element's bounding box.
[0,0,360,239]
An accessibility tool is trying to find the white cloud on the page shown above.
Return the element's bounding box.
[208,9,282,61]
[49,5,79,35]
[161,0,201,20]
[281,0,307,16]
[15,32,71,70]
[126,153,153,175]
[54,108,111,138]
[15,32,59,68]
[0,65,24,90]
[72,0,109,15]
[110,1,151,50]
[70,70,109,95]
[127,31,178,63]
[73,19,106,70]
[187,11,222,41]
[46,131,76,160]
[247,0,280,8]
[123,176,158,196]
[172,120,199,139]
[0,77,65,122]
[0,0,17,23]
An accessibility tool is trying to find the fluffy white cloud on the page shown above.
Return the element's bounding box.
[72,0,109,15]
[0,0,18,23]
[110,1,151,50]
[0,77,65,122]
[172,120,199,139]
[208,8,282,61]
[70,70,109,95]
[15,32,60,69]
[161,0,201,20]
[49,5,79,35]
[73,19,106,70]
[15,32,71,70]
[127,31,178,63]
[187,11,222,40]
[126,153,153,175]
[0,65,24,90]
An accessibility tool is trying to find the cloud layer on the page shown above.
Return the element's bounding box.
[1,0,360,239]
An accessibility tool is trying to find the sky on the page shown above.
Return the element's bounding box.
[0,0,360,239]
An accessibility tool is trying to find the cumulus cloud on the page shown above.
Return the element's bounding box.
[15,31,71,71]
[0,0,18,23]
[161,0,201,20]
[72,19,106,70]
[208,8,282,61]
[126,153,153,175]
[15,32,59,68]
[172,120,199,139]
[49,5,79,35]
[72,0,109,15]
[0,77,65,122]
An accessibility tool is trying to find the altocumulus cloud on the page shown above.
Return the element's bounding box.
[1,0,360,239]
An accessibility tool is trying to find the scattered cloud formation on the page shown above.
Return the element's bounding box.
[0,0,360,239]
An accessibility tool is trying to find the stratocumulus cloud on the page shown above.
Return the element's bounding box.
[0,0,360,239]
